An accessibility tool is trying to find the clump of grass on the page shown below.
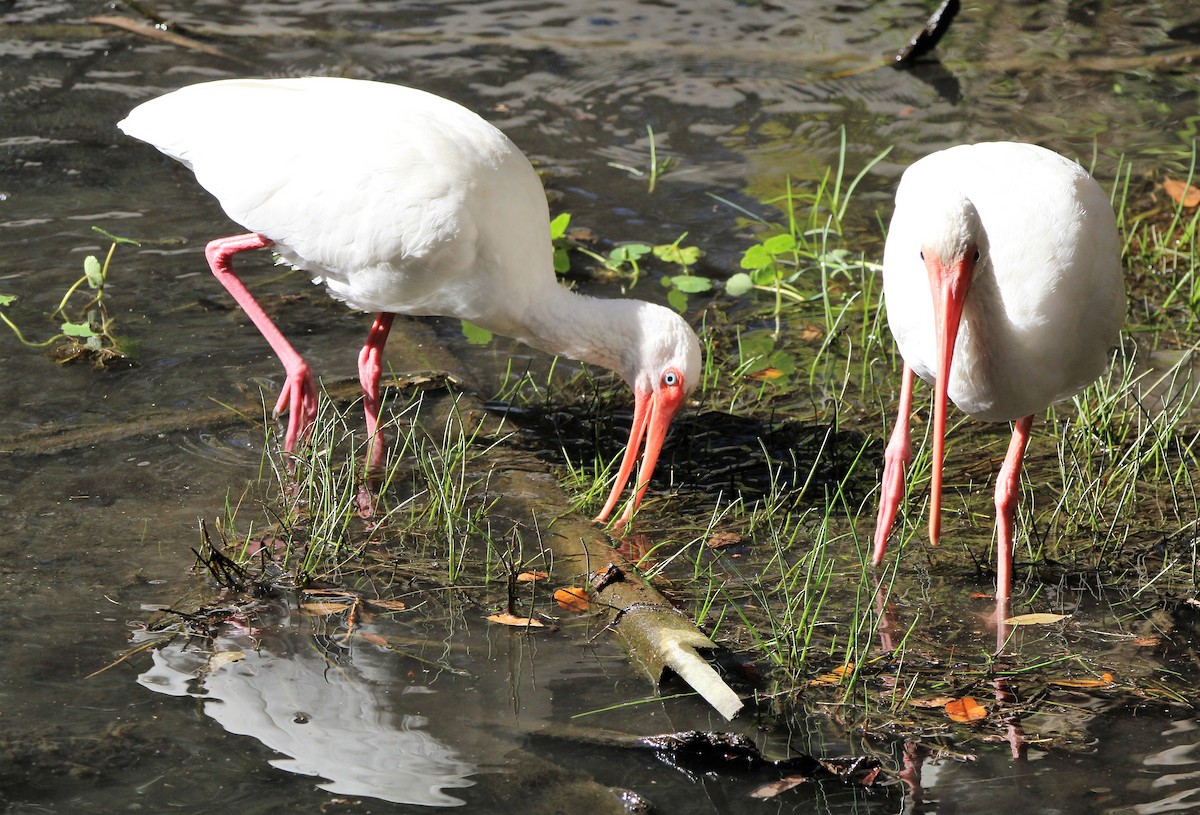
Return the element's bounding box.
[216,386,509,588]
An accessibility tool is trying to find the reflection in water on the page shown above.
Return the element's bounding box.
[137,622,475,807]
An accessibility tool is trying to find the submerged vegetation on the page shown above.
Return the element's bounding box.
[0,227,138,367]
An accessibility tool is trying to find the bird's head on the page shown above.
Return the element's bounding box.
[593,304,701,526]
[918,194,989,389]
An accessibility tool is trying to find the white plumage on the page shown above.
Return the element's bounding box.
[120,77,701,523]
[872,142,1125,599]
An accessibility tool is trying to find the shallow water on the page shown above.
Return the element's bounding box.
[3,0,1200,812]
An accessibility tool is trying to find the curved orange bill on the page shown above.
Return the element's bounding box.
[593,385,687,526]
[926,247,975,546]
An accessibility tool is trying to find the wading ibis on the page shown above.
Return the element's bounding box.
[119,77,701,524]
[872,142,1125,600]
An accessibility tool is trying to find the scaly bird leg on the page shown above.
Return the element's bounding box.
[358,312,395,476]
[205,234,317,451]
[993,414,1033,602]
[872,365,916,567]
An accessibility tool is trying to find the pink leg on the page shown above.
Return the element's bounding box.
[358,312,395,475]
[872,366,916,567]
[994,415,1033,601]
[205,234,317,452]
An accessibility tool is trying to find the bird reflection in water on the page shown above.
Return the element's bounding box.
[137,612,475,807]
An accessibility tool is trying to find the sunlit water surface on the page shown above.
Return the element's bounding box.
[3,1,1200,812]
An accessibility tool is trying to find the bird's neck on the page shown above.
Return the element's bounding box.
[506,283,635,383]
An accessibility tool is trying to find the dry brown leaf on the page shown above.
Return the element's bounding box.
[1164,178,1200,207]
[356,632,389,647]
[302,602,353,616]
[945,697,988,723]
[368,599,407,612]
[1132,635,1161,647]
[748,367,784,380]
[908,695,957,709]
[1003,612,1069,626]
[554,587,590,612]
[517,571,549,583]
[706,531,743,549]
[486,612,545,628]
[209,651,245,671]
[750,776,807,799]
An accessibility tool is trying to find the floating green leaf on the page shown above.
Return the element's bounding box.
[0,293,16,307]
[61,321,98,338]
[668,274,713,294]
[461,320,493,346]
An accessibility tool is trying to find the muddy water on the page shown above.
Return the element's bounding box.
[3,1,1200,813]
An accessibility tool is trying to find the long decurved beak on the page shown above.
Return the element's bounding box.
[593,384,687,526]
[926,248,975,546]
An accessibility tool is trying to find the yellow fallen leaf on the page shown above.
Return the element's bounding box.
[812,664,854,685]
[209,651,245,671]
[1003,612,1069,626]
[945,697,987,723]
[486,612,545,628]
[1048,678,1107,688]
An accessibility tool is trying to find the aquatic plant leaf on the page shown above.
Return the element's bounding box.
[1163,178,1200,207]
[83,255,104,288]
[944,697,987,722]
[1003,612,1069,626]
[667,274,713,294]
[553,587,590,612]
[61,320,97,338]
[549,211,571,239]
[725,273,753,296]
[460,320,493,345]
[654,242,702,267]
[0,293,16,307]
[486,611,545,628]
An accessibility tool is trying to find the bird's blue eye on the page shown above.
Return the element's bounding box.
[663,371,679,387]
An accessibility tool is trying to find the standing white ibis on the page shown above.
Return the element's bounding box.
[872,142,1125,600]
[118,77,701,525]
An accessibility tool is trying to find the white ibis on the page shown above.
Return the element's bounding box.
[872,142,1125,600]
[118,77,701,525]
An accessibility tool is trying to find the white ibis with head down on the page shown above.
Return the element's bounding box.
[119,77,701,524]
[872,142,1125,600]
